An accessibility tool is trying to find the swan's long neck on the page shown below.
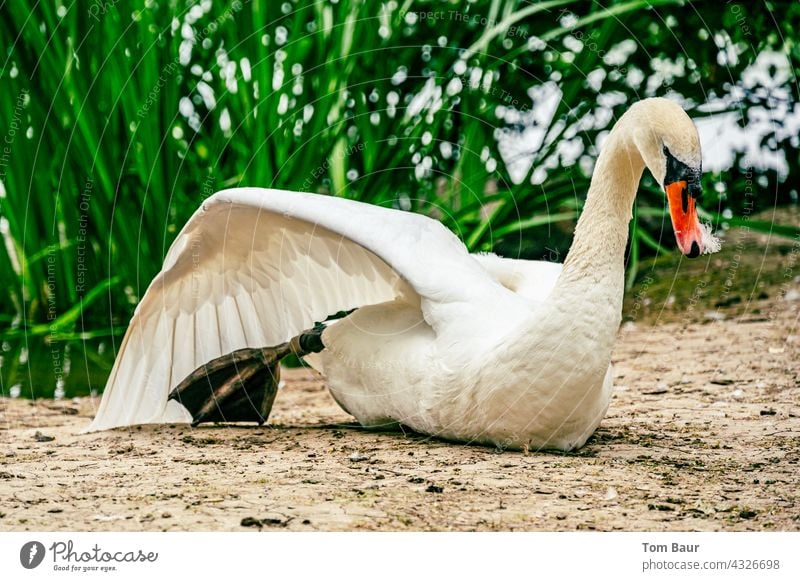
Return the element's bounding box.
[552,122,645,329]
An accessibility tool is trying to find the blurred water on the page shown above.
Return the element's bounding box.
[0,336,114,400]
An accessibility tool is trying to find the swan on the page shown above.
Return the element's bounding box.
[86,97,719,451]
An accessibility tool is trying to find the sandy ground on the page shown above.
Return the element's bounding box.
[1,226,799,531]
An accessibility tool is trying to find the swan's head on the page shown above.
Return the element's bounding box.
[629,98,720,258]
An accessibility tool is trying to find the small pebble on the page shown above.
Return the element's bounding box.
[784,289,800,301]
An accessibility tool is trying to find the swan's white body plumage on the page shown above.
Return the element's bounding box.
[88,187,610,450]
[88,98,709,451]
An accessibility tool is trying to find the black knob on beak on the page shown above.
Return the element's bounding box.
[686,176,702,200]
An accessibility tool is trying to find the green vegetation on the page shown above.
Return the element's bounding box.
[1,0,798,397]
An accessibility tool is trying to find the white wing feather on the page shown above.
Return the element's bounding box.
[470,253,562,303]
[87,187,503,431]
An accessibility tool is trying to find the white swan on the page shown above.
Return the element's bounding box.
[87,98,719,451]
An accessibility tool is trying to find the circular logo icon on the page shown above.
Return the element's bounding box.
[20,541,46,569]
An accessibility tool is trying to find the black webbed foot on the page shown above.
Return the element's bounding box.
[168,325,326,426]
[168,344,289,426]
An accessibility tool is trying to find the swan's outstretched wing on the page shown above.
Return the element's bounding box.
[87,187,504,431]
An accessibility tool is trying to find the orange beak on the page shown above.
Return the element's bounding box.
[665,180,703,258]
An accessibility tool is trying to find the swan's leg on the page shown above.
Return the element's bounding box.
[168,325,326,426]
